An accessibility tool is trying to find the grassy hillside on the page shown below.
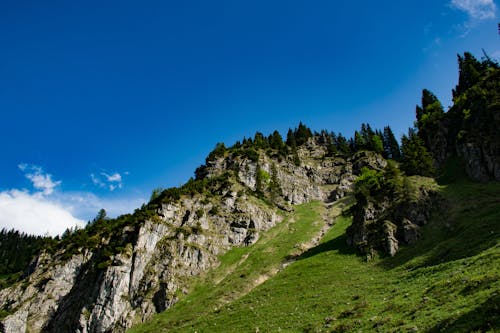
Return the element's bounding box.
[129,178,499,332]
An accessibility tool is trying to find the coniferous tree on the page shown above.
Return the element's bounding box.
[253,132,268,149]
[269,163,282,199]
[382,126,401,160]
[269,130,284,150]
[370,134,384,154]
[415,89,444,150]
[206,142,226,162]
[354,130,365,151]
[348,137,356,153]
[255,164,263,195]
[94,208,108,222]
[326,131,338,156]
[336,133,350,154]
[295,122,313,146]
[400,128,435,176]
[453,52,482,99]
[360,123,374,144]
[0,229,48,278]
[286,128,297,147]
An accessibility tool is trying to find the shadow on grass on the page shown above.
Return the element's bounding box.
[426,293,499,333]
[379,180,500,271]
[293,232,357,261]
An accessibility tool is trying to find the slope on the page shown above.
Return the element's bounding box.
[129,176,499,332]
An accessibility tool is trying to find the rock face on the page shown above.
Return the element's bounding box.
[346,176,438,259]
[456,141,500,182]
[420,57,500,182]
[0,137,371,333]
[0,192,282,333]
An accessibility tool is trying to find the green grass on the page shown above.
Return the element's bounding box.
[129,200,330,332]
[129,179,500,333]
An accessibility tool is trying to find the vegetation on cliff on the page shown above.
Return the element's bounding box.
[0,51,499,332]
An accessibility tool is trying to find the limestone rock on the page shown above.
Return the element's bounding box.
[0,138,366,332]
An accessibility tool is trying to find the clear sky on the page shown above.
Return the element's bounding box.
[1,0,499,235]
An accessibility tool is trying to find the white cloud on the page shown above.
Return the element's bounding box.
[90,173,104,187]
[0,164,145,236]
[103,172,122,182]
[0,189,85,236]
[18,163,61,195]
[450,0,497,20]
[90,171,127,191]
[51,191,146,222]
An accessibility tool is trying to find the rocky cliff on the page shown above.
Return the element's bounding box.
[347,175,439,259]
[0,138,385,333]
[417,53,500,182]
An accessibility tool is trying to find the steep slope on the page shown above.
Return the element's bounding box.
[0,139,385,333]
[1,51,498,333]
[130,177,499,332]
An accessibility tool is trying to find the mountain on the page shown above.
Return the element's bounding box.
[0,52,499,333]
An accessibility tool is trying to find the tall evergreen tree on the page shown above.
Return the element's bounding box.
[400,128,435,177]
[336,133,350,154]
[326,131,338,156]
[269,130,284,150]
[253,132,268,149]
[360,123,375,144]
[354,130,365,151]
[415,89,444,150]
[453,52,482,99]
[382,126,401,160]
[295,122,313,146]
[370,134,384,154]
[286,128,297,147]
[0,229,48,277]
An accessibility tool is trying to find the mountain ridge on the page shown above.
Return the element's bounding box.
[0,51,499,332]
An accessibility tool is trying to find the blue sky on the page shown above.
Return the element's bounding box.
[0,0,499,235]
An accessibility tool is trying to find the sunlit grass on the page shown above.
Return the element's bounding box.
[129,179,500,332]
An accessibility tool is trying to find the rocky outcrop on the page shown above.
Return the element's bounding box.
[1,138,373,333]
[456,141,500,182]
[0,251,94,332]
[0,192,283,333]
[347,176,438,258]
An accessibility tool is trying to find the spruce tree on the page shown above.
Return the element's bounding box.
[382,126,401,160]
[400,128,435,177]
